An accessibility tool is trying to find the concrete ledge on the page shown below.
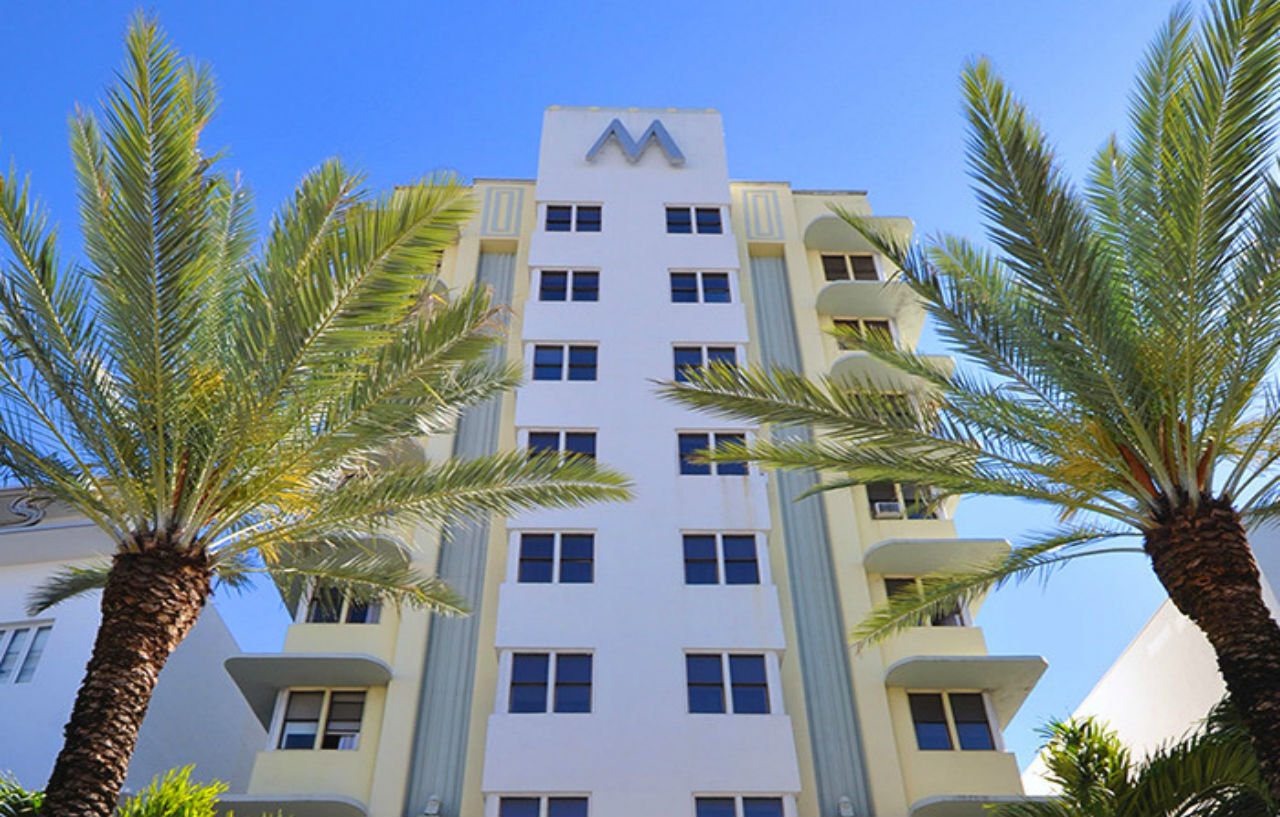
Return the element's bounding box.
[217,793,367,817]
[885,654,1047,726]
[910,794,1046,816]
[225,653,392,727]
[864,538,1010,575]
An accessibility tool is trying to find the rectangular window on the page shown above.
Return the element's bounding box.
[683,534,760,585]
[545,204,601,233]
[666,206,693,233]
[537,270,599,302]
[527,430,597,461]
[820,253,879,281]
[571,271,599,301]
[679,432,748,475]
[908,692,996,751]
[867,482,939,519]
[499,798,589,817]
[305,586,381,624]
[695,207,724,234]
[950,692,996,750]
[509,652,592,714]
[0,624,52,684]
[687,653,771,714]
[673,345,737,382]
[277,689,365,751]
[885,577,964,627]
[909,692,954,750]
[667,206,723,234]
[532,345,597,382]
[279,690,324,749]
[669,271,732,303]
[321,691,366,750]
[696,798,785,817]
[832,318,893,351]
[539,270,568,301]
[517,532,594,584]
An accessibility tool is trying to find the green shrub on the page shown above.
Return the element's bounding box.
[0,778,43,817]
[115,768,226,817]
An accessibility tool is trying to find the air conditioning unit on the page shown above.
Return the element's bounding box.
[872,501,904,519]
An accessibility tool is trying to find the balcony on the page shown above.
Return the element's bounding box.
[880,627,990,670]
[816,281,926,345]
[885,654,1047,728]
[863,538,1010,575]
[224,653,392,727]
[830,351,953,392]
[909,793,1033,817]
[217,794,366,817]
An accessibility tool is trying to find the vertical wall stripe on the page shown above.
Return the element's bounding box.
[748,255,874,816]
[404,252,517,817]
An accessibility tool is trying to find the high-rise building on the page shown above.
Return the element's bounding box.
[220,106,1046,817]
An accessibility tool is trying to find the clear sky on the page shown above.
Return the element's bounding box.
[0,1,1183,768]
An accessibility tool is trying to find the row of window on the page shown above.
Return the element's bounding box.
[536,270,732,303]
[544,205,725,235]
[525,430,748,476]
[506,651,770,715]
[517,532,762,587]
[529,344,736,383]
[497,796,784,817]
[0,623,51,684]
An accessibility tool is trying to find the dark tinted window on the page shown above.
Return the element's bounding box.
[576,205,602,232]
[540,270,568,301]
[851,254,878,281]
[702,272,731,302]
[743,799,785,817]
[528,432,561,458]
[683,534,718,584]
[306,586,342,623]
[518,533,555,583]
[559,534,594,583]
[509,653,549,713]
[729,655,769,713]
[567,346,597,381]
[686,654,725,713]
[564,432,596,460]
[674,346,703,382]
[671,272,699,302]
[707,346,736,368]
[909,692,953,750]
[951,693,995,750]
[533,345,564,380]
[554,654,592,713]
[695,207,723,233]
[679,433,711,475]
[695,799,735,817]
[572,271,599,301]
[822,254,850,281]
[666,206,693,233]
[548,799,589,817]
[722,535,759,585]
[715,433,748,476]
[320,691,365,750]
[499,798,540,817]
[546,206,572,232]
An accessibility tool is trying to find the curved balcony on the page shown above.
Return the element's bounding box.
[885,654,1047,727]
[217,794,367,817]
[803,213,912,253]
[863,538,1010,575]
[830,351,954,392]
[910,794,1037,817]
[225,653,392,727]
[816,280,926,345]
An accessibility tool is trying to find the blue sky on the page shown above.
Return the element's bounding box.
[0,1,1183,767]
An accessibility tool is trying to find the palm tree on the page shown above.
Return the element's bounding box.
[0,15,630,817]
[999,704,1271,817]
[661,0,1280,799]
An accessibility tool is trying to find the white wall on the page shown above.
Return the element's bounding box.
[480,108,802,816]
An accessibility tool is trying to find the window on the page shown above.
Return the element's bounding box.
[831,318,893,351]
[517,532,594,583]
[533,345,598,381]
[545,204,601,232]
[673,346,737,382]
[0,623,52,684]
[670,271,732,303]
[499,797,589,817]
[686,653,770,714]
[908,692,996,751]
[866,482,939,519]
[527,430,597,461]
[884,577,964,626]
[696,798,785,817]
[509,653,592,713]
[538,270,599,302]
[820,253,879,281]
[679,432,748,475]
[304,586,381,624]
[683,534,760,585]
[278,689,366,751]
[666,206,723,234]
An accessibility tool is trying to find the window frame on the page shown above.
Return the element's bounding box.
[906,690,1001,753]
[682,532,765,586]
[503,650,595,715]
[271,687,368,752]
[301,585,382,625]
[666,205,725,235]
[524,429,598,462]
[529,343,599,382]
[882,576,967,627]
[685,651,778,715]
[678,431,750,476]
[0,621,53,684]
[693,796,789,817]
[543,203,603,233]
[830,317,896,351]
[865,482,943,520]
[819,252,881,282]
[669,270,735,304]
[496,795,591,817]
[535,270,601,303]
[672,344,739,383]
[511,530,596,584]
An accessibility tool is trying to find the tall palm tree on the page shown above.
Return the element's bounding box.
[661,0,1280,799]
[999,704,1271,817]
[0,15,630,817]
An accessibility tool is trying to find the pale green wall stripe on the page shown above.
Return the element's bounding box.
[748,254,874,816]
[404,251,516,817]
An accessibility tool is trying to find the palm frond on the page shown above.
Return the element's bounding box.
[26,561,111,615]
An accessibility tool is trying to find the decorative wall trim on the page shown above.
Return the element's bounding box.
[741,188,785,240]
[404,252,517,817]
[747,254,874,816]
[480,187,525,237]
[585,118,686,166]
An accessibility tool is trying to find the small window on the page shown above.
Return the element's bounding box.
[0,624,52,684]
[509,652,592,713]
[527,430,597,461]
[279,690,324,749]
[499,798,589,817]
[867,482,940,519]
[305,585,381,624]
[908,692,996,752]
[537,270,598,302]
[321,691,366,750]
[821,254,850,281]
[539,271,568,301]
[532,345,598,382]
[885,577,965,627]
[545,204,601,233]
[277,689,365,751]
[679,432,748,476]
[673,345,737,382]
[667,206,723,234]
[851,255,878,280]
[695,207,723,233]
[683,534,760,585]
[666,206,693,234]
[950,693,996,750]
[820,253,879,281]
[517,532,594,584]
[571,271,599,301]
[909,692,953,750]
[687,653,771,714]
[669,271,732,304]
[832,318,894,351]
[695,798,784,817]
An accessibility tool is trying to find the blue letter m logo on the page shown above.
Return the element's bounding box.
[586,118,685,166]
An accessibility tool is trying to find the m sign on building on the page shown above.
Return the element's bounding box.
[585,118,685,166]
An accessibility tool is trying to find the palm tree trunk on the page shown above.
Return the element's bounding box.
[1144,496,1280,801]
[41,547,211,817]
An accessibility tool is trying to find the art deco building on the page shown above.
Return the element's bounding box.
[219,106,1047,817]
